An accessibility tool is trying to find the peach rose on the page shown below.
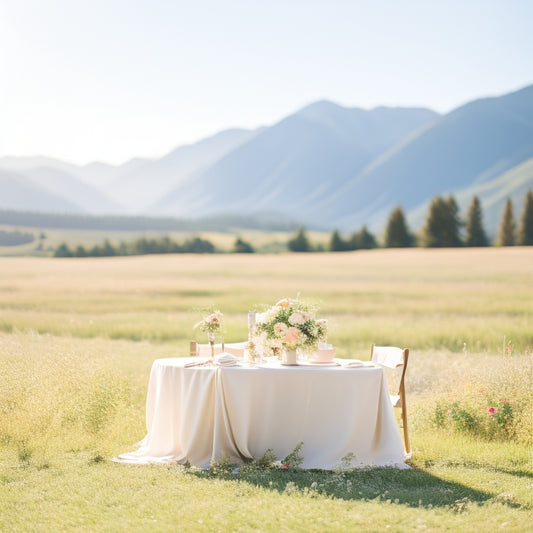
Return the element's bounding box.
[282,326,300,344]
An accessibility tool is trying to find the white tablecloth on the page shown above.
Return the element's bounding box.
[116,357,407,469]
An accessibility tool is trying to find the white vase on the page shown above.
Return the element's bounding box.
[281,348,298,366]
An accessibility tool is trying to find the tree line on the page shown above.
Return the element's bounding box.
[52,190,533,256]
[54,236,217,257]
[291,190,533,252]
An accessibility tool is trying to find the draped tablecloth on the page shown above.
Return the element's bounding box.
[116,357,407,469]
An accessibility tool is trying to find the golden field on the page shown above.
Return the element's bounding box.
[1,247,532,532]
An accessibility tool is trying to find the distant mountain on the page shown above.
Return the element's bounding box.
[107,128,260,211]
[323,85,533,232]
[150,102,438,217]
[2,85,533,236]
[15,166,122,214]
[0,169,85,213]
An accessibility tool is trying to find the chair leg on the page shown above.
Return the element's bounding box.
[401,408,410,455]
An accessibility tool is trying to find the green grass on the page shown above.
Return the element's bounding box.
[1,248,532,531]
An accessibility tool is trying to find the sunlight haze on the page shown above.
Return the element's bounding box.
[1,0,532,165]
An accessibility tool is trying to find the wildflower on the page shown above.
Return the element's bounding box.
[489,407,495,414]
[479,388,485,393]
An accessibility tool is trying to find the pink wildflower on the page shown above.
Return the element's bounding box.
[489,407,495,414]
[280,462,290,470]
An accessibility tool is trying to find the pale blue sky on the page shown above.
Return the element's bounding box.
[1,0,532,165]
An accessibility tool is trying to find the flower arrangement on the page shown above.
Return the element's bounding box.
[255,297,327,353]
[194,310,223,357]
[194,310,223,334]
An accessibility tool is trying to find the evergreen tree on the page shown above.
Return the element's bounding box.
[288,227,311,252]
[517,190,533,245]
[101,239,117,256]
[497,198,516,246]
[329,230,348,252]
[54,243,73,257]
[422,195,463,247]
[444,195,463,247]
[348,226,377,250]
[465,196,488,247]
[74,245,88,257]
[233,237,255,253]
[384,206,413,247]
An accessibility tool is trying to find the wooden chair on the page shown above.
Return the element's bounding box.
[371,344,411,457]
[189,341,247,357]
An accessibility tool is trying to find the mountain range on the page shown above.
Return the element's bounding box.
[2,85,533,237]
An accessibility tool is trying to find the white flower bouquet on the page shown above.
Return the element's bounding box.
[255,298,327,353]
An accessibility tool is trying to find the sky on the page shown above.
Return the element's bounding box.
[1,0,532,166]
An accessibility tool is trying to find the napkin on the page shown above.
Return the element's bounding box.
[215,352,240,367]
[335,359,375,368]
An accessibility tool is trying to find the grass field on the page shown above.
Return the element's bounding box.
[1,248,532,531]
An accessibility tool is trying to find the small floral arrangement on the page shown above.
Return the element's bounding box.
[194,310,223,334]
[255,297,327,353]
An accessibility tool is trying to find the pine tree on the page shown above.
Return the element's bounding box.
[465,196,488,247]
[497,198,516,246]
[384,206,413,247]
[517,190,533,245]
[349,225,377,250]
[329,230,348,252]
[288,227,311,252]
[233,237,255,253]
[422,195,463,247]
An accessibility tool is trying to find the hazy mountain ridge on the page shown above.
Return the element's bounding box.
[150,102,439,217]
[1,85,532,235]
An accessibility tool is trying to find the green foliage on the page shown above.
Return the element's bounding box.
[287,227,311,252]
[464,196,488,247]
[233,237,255,253]
[434,396,517,442]
[329,230,349,251]
[348,225,378,250]
[517,189,533,245]
[422,195,463,247]
[54,235,217,257]
[497,198,516,246]
[384,206,414,248]
[53,242,73,257]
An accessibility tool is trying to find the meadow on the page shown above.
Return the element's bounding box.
[1,248,532,532]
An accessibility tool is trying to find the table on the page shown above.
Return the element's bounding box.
[116,357,407,470]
